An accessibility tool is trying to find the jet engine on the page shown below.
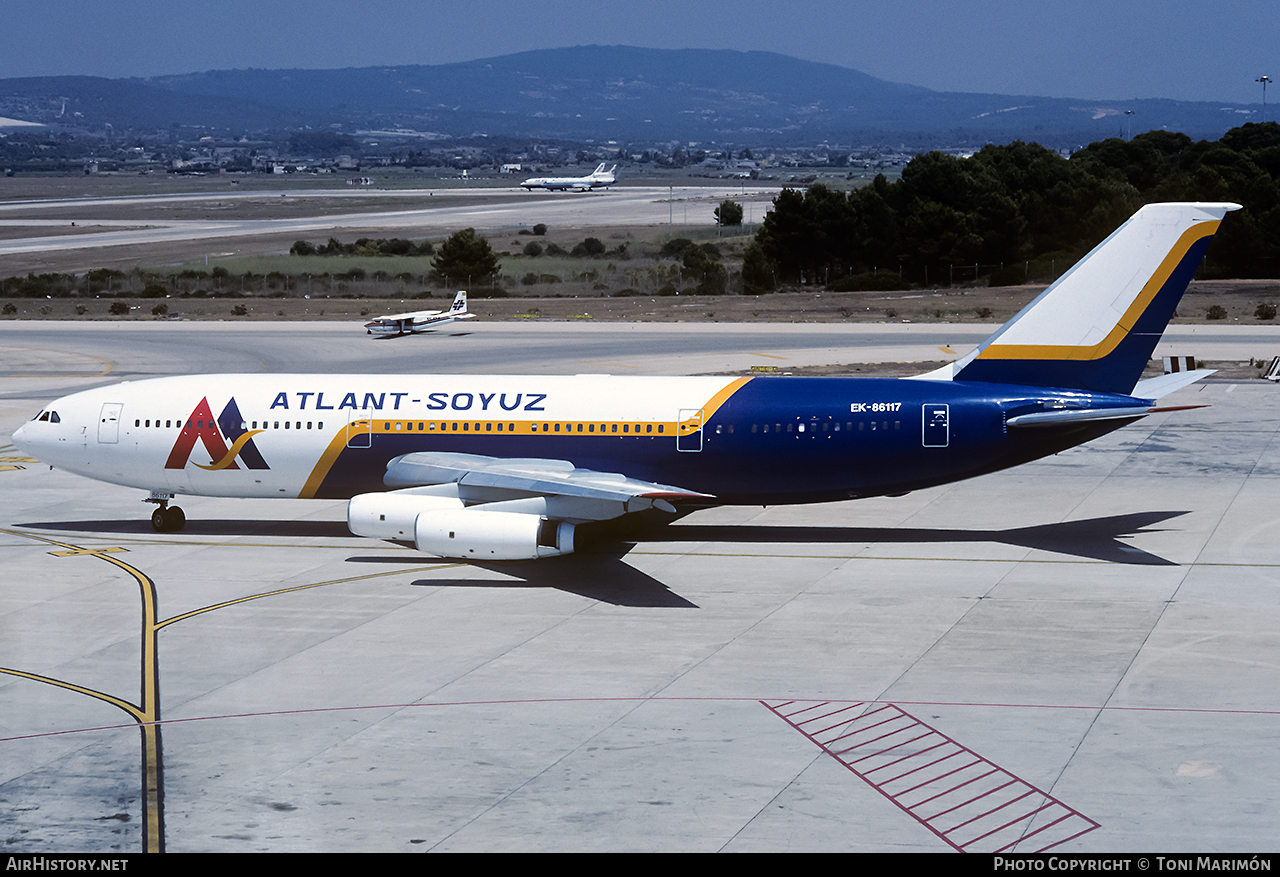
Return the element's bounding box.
[414,509,575,560]
[347,491,464,540]
[347,492,575,559]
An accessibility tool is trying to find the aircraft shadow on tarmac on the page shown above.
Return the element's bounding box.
[346,551,699,608]
[646,510,1188,567]
[17,519,353,538]
[17,510,1184,608]
[344,510,1186,607]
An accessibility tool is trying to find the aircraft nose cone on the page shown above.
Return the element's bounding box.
[11,420,29,450]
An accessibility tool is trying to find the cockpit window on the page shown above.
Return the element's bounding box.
[37,411,49,421]
[50,411,60,423]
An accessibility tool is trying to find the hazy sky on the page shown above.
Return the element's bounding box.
[3,0,1274,105]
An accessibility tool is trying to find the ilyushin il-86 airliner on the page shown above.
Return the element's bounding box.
[13,202,1239,560]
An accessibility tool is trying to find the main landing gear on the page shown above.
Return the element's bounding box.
[145,491,186,533]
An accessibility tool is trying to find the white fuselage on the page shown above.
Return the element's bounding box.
[12,373,742,500]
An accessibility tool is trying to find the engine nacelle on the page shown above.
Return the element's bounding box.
[414,509,575,560]
[347,492,464,540]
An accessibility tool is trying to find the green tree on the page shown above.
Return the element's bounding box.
[430,228,500,286]
[741,241,775,294]
[681,243,727,295]
[715,200,744,227]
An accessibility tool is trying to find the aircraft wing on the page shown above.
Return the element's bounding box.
[382,451,711,521]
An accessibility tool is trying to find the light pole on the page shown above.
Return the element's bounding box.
[1259,76,1273,120]
[1125,110,1135,140]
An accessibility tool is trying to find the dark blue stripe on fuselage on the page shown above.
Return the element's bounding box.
[312,377,1143,504]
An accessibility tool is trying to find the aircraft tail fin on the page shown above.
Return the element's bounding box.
[450,291,467,313]
[936,202,1240,395]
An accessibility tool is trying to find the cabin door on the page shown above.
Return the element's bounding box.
[922,404,949,447]
[346,411,372,448]
[97,402,122,444]
[677,408,704,452]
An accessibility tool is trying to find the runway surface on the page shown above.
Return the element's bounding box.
[2,321,1279,852]
[0,185,774,258]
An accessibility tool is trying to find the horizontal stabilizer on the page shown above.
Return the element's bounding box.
[1006,407,1153,428]
[1006,404,1207,428]
[1131,368,1216,399]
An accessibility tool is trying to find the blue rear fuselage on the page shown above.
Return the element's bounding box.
[308,376,1141,504]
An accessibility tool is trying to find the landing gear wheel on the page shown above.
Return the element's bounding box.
[150,505,186,533]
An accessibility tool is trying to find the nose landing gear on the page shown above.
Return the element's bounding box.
[145,491,186,533]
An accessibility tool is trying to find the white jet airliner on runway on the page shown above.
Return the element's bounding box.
[520,163,618,192]
[14,202,1239,560]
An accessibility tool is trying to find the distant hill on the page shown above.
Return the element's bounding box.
[0,47,1262,145]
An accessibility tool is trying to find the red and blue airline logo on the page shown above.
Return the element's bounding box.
[165,397,269,470]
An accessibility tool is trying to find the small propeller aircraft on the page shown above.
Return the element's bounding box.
[363,291,474,337]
